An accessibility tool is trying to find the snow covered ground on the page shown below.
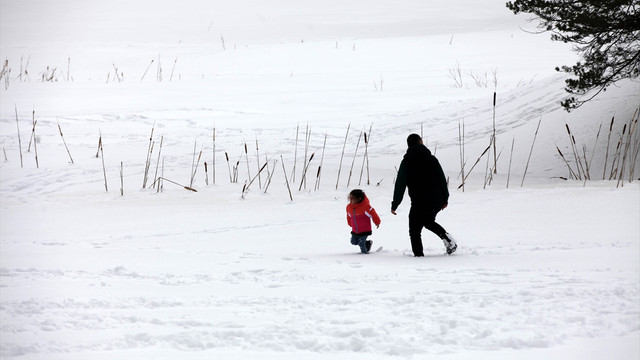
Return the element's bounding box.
[1,1,639,359]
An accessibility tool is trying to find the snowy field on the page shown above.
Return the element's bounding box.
[1,1,639,359]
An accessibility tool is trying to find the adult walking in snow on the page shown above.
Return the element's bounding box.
[391,134,457,257]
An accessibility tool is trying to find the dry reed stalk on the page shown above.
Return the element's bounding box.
[506,137,514,188]
[204,162,209,185]
[142,123,155,188]
[603,116,615,180]
[458,119,465,191]
[358,132,367,186]
[146,142,156,187]
[154,177,197,192]
[169,58,177,82]
[610,124,626,180]
[244,143,251,182]
[347,131,362,187]
[190,145,203,188]
[628,110,640,181]
[95,137,102,158]
[233,159,240,183]
[359,124,372,185]
[264,158,278,193]
[120,161,124,196]
[457,144,491,189]
[27,111,35,151]
[302,125,311,189]
[556,144,578,179]
[100,135,107,192]
[255,136,262,189]
[112,64,122,82]
[156,54,162,81]
[299,153,315,191]
[225,152,232,183]
[315,133,327,191]
[141,60,154,81]
[30,110,39,168]
[281,155,293,201]
[3,147,7,161]
[14,106,23,167]
[617,111,639,187]
[152,135,163,189]
[582,144,591,181]
[246,160,270,191]
[241,181,248,199]
[483,139,492,189]
[57,121,74,165]
[587,123,602,179]
[521,117,542,187]
[336,123,351,189]
[492,91,497,174]
[565,123,585,180]
[158,157,165,193]
[486,147,503,188]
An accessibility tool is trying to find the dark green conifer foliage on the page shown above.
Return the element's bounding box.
[506,0,640,111]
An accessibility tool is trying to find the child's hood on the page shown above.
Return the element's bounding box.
[351,195,372,210]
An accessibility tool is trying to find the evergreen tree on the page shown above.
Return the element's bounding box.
[506,0,640,111]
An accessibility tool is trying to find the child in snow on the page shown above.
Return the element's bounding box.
[346,189,381,254]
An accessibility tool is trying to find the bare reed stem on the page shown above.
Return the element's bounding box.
[359,124,372,186]
[299,153,315,191]
[14,105,23,167]
[255,136,262,189]
[521,117,542,187]
[31,110,39,168]
[57,121,74,165]
[100,134,107,192]
[244,143,251,183]
[603,116,615,180]
[281,155,293,201]
[225,152,232,183]
[142,123,155,188]
[265,158,278,193]
[492,91,497,174]
[154,177,197,192]
[347,131,362,187]
[141,60,154,81]
[457,144,491,189]
[336,123,350,189]
[315,133,327,191]
[120,161,124,196]
[152,135,163,189]
[190,144,203,188]
[205,162,209,185]
[458,119,465,191]
[506,137,514,188]
[556,144,578,179]
[170,58,177,82]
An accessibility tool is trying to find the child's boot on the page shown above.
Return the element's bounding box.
[365,240,373,253]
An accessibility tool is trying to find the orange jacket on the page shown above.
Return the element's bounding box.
[346,196,381,235]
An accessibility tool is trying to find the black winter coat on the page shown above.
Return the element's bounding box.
[391,144,449,212]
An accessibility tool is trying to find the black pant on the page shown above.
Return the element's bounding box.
[408,205,446,256]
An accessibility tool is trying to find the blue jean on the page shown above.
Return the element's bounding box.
[350,234,370,254]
